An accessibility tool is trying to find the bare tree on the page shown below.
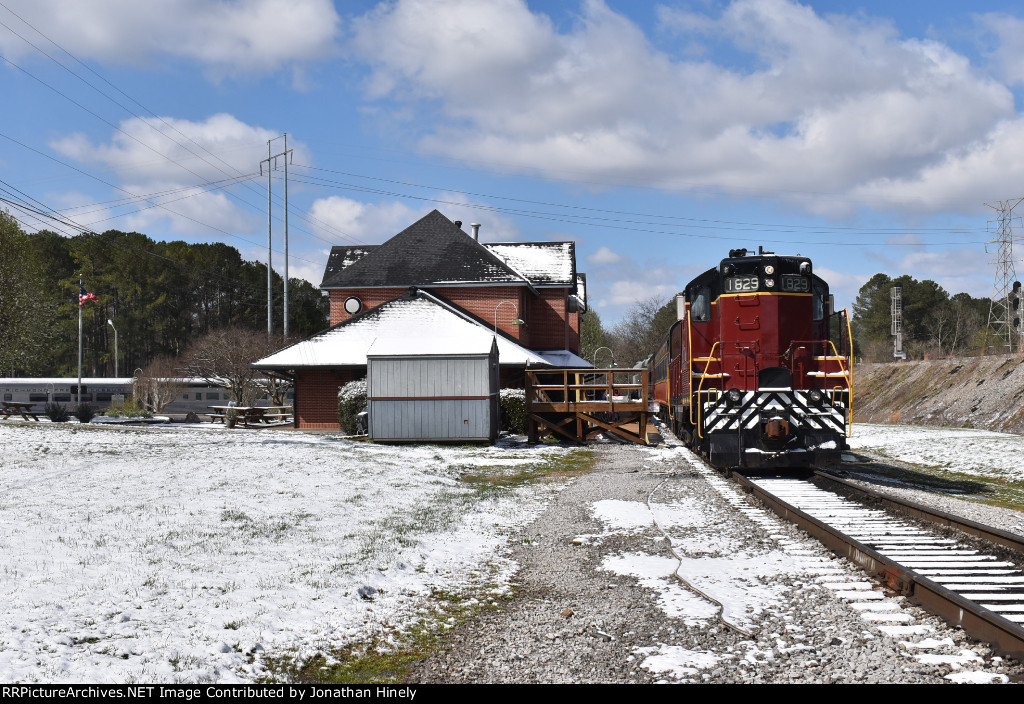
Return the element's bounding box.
[178,327,286,405]
[608,296,678,368]
[133,356,186,412]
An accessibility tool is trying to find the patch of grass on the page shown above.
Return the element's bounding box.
[259,584,510,684]
[458,449,596,494]
[838,453,1024,512]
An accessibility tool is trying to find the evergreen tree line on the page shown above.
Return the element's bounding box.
[0,212,328,377]
[580,272,999,369]
[851,273,993,361]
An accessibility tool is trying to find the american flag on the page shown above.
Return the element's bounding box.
[79,286,98,307]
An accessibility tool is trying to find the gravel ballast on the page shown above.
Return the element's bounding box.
[410,436,1024,684]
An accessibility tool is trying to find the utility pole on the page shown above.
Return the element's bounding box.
[985,198,1024,354]
[283,133,291,340]
[259,135,293,337]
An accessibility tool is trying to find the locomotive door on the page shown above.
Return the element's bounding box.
[721,293,760,389]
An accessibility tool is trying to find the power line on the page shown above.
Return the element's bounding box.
[286,169,987,248]
[291,163,982,235]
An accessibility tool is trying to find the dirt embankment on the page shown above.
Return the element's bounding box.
[854,355,1024,433]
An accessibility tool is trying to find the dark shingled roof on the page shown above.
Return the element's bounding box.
[320,210,531,289]
[320,246,378,287]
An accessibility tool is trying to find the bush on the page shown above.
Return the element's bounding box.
[44,402,70,422]
[499,388,528,434]
[105,398,153,418]
[338,380,367,434]
[73,403,95,423]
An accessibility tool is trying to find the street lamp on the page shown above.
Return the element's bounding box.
[493,301,525,337]
[107,319,118,377]
[593,346,616,369]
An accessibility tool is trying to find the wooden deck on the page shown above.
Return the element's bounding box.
[525,368,652,445]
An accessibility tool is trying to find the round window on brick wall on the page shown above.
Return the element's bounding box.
[344,296,362,315]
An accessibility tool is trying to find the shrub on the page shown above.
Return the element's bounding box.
[105,398,153,418]
[44,402,70,422]
[499,388,528,434]
[73,403,95,423]
[337,380,367,434]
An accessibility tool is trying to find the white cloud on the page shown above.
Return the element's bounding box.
[308,197,425,244]
[0,0,340,77]
[975,12,1024,86]
[603,279,679,307]
[349,0,1018,216]
[49,113,297,236]
[586,246,624,265]
[306,195,522,245]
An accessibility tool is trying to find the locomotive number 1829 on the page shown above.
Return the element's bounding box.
[724,275,759,292]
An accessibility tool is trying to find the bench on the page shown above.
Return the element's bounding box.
[1,401,41,421]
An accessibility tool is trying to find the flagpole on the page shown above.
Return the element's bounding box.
[78,276,83,406]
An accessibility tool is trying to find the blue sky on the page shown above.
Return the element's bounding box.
[5,0,1024,326]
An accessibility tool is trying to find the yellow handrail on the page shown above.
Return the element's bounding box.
[827,334,853,437]
[693,340,720,437]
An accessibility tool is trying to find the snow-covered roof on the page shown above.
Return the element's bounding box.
[366,336,496,358]
[485,242,576,287]
[254,290,557,369]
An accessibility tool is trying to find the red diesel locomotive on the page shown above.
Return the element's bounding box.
[650,248,853,469]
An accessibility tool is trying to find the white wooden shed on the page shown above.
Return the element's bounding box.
[366,336,499,443]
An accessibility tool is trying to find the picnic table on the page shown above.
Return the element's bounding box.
[208,405,292,427]
[1,401,41,421]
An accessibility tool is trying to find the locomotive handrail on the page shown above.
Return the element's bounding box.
[827,339,853,437]
[691,340,720,435]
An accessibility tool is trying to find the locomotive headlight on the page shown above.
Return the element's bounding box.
[765,278,775,288]
[808,389,823,405]
[726,388,743,405]
[764,265,775,275]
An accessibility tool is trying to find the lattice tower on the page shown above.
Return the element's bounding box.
[985,198,1024,354]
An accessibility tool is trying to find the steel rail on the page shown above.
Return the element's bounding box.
[812,470,1024,555]
[731,472,1024,661]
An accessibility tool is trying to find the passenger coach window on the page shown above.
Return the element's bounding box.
[691,287,710,322]
[813,283,826,321]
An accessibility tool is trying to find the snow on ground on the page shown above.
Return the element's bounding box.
[0,423,571,683]
[848,423,1024,480]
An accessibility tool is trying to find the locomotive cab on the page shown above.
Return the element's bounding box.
[660,248,852,469]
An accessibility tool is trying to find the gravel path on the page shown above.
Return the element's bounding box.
[409,438,1024,684]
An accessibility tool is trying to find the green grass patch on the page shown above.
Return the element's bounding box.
[841,452,1024,512]
[458,449,596,494]
[259,584,510,684]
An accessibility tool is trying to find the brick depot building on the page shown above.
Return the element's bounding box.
[254,210,588,429]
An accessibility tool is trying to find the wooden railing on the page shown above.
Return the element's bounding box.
[525,368,653,445]
[525,368,648,413]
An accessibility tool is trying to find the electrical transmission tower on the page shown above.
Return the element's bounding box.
[985,198,1024,354]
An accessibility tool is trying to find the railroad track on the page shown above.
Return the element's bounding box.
[732,469,1024,660]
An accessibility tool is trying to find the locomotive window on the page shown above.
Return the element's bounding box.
[724,276,759,293]
[813,282,826,320]
[780,275,809,293]
[691,286,710,321]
